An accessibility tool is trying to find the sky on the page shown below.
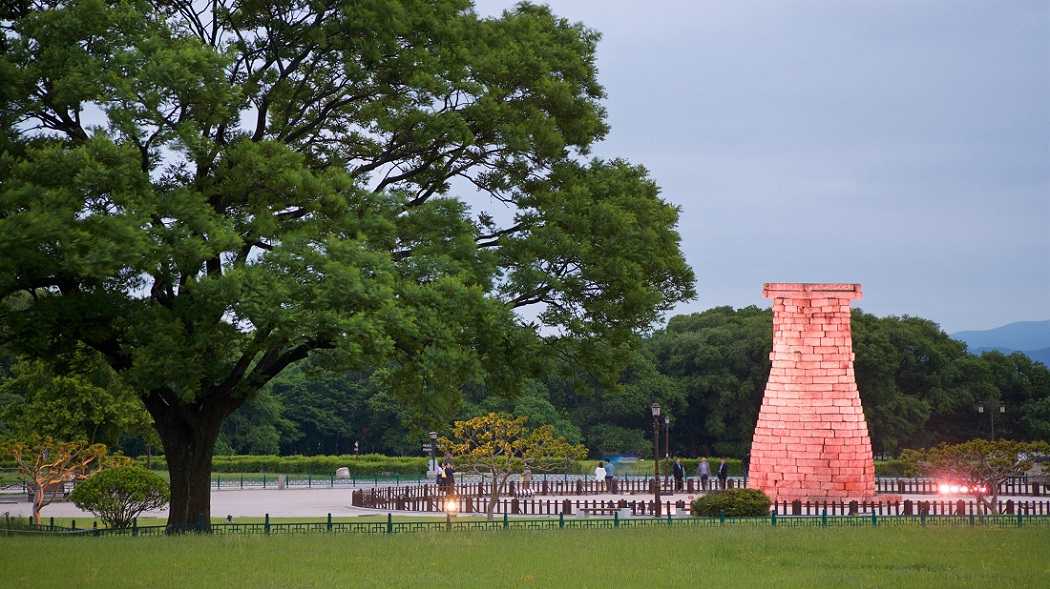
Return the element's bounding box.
[473,0,1050,334]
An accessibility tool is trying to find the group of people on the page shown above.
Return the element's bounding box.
[436,460,456,495]
[593,459,616,492]
[593,456,732,492]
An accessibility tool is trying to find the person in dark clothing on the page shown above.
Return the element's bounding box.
[672,458,685,491]
[717,458,728,489]
[443,461,456,495]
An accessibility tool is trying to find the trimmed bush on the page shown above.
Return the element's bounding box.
[690,488,771,517]
[69,465,170,528]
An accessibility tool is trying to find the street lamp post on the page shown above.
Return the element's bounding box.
[978,401,1005,440]
[664,415,670,492]
[651,402,661,517]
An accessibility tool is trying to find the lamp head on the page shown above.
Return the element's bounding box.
[651,402,661,417]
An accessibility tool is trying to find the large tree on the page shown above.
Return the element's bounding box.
[0,1,694,526]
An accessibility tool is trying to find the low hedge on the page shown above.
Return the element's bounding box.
[140,454,429,476]
[132,454,913,478]
[690,488,772,517]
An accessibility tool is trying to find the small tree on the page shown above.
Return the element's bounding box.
[900,439,1050,514]
[69,465,170,528]
[442,413,587,521]
[1,436,109,524]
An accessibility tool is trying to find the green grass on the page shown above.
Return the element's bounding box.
[1,526,1046,588]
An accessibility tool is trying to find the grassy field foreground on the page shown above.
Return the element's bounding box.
[2,526,1046,588]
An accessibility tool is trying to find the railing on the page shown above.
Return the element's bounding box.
[769,497,1050,517]
[4,510,1049,538]
[352,482,1050,518]
[873,477,1046,496]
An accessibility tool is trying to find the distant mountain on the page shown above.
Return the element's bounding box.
[950,320,1050,365]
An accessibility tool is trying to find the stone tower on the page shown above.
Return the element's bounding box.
[748,283,876,502]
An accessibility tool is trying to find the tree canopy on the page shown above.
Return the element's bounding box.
[1,435,111,524]
[440,412,586,520]
[900,439,1050,512]
[0,0,694,526]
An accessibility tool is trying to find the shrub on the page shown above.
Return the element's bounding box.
[69,465,170,528]
[690,488,771,517]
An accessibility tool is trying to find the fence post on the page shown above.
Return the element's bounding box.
[822,508,827,527]
[198,513,205,534]
[216,475,220,490]
[503,513,509,529]
[614,511,619,528]
[871,510,877,527]
[387,513,393,534]
[771,511,776,527]
[264,514,270,535]
[720,509,725,525]
[327,513,332,532]
[132,518,138,536]
[559,513,564,529]
[93,521,99,537]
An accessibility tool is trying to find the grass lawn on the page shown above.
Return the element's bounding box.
[1,525,1046,588]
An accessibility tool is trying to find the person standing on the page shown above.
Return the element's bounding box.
[444,461,456,495]
[594,461,607,491]
[697,457,711,491]
[672,457,684,491]
[717,458,728,489]
[522,464,533,491]
[604,459,615,493]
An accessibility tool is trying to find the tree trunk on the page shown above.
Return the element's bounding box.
[31,486,44,525]
[485,473,510,522]
[145,388,236,529]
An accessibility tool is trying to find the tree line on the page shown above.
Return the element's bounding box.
[8,305,1043,463]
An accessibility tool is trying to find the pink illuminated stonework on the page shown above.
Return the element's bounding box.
[748,283,876,502]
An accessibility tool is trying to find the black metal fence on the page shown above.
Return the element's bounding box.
[3,510,1049,538]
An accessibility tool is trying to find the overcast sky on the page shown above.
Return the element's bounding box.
[474,0,1050,334]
